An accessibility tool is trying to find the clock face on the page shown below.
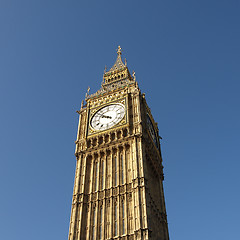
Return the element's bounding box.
[147,114,158,147]
[90,104,125,131]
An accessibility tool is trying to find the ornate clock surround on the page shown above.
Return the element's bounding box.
[87,96,128,136]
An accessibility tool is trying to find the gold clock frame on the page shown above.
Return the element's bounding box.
[87,97,128,136]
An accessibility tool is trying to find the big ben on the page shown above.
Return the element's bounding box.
[68,47,170,240]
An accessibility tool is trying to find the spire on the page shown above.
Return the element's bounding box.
[108,45,126,72]
[117,45,122,55]
[86,46,136,100]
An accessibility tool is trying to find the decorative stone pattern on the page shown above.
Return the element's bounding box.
[68,47,170,240]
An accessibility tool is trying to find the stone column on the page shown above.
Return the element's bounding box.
[68,154,82,240]
[94,201,98,240]
[109,148,113,189]
[122,146,125,185]
[86,159,94,239]
[133,137,142,237]
[77,154,87,238]
[117,146,120,186]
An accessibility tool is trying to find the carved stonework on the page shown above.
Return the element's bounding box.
[128,193,132,201]
[68,47,170,240]
[106,189,110,197]
[92,192,97,201]
[113,187,118,195]
[99,191,104,199]
[120,185,125,193]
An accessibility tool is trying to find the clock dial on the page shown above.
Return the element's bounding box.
[147,114,158,147]
[91,104,125,131]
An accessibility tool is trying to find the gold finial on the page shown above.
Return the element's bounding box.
[136,81,139,88]
[85,86,90,98]
[117,45,122,55]
[104,65,107,73]
[81,100,84,108]
[132,70,136,81]
[125,58,127,66]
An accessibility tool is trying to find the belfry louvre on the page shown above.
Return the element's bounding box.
[68,47,170,240]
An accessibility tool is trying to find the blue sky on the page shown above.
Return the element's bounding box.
[0,0,239,239]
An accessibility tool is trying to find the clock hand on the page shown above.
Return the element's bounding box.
[102,115,112,119]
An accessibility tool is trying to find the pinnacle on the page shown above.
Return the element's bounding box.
[107,46,126,73]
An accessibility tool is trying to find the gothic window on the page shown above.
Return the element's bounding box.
[121,154,124,184]
[114,202,118,236]
[127,196,133,233]
[126,150,131,182]
[122,201,125,235]
[94,161,99,192]
[92,138,97,146]
[107,156,111,188]
[98,136,103,144]
[117,131,121,139]
[111,133,115,141]
[87,140,91,148]
[106,201,110,238]
[105,134,109,143]
[99,206,103,239]
[114,155,117,186]
[101,160,104,190]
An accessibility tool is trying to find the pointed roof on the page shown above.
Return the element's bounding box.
[85,46,137,100]
[108,46,126,72]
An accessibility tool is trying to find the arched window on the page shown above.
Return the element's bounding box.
[99,206,103,239]
[94,161,99,191]
[121,154,124,184]
[122,201,125,235]
[114,202,118,236]
[101,160,104,190]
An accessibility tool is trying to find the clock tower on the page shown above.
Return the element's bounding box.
[68,47,170,240]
